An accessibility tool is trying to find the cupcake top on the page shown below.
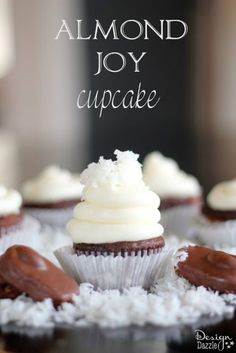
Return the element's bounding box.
[207,179,236,211]
[67,150,163,244]
[22,165,84,204]
[0,185,22,217]
[143,152,201,199]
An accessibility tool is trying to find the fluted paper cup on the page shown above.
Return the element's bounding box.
[190,215,236,247]
[161,204,200,238]
[0,215,41,254]
[55,246,173,290]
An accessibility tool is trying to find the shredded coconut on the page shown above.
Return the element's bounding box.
[80,150,144,189]
[0,250,235,328]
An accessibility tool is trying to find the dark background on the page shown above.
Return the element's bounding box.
[1,0,235,192]
[85,0,197,174]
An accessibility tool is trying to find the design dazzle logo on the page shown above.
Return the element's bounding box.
[195,330,234,351]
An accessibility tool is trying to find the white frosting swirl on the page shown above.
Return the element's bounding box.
[67,150,163,244]
[0,184,22,216]
[22,165,84,204]
[207,179,236,211]
[143,152,201,198]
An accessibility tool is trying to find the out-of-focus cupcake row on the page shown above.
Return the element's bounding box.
[143,151,236,249]
[0,166,84,262]
[0,149,236,310]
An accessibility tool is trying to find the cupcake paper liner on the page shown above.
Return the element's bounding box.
[24,207,74,228]
[161,204,200,238]
[190,215,236,247]
[55,246,173,290]
[0,222,22,237]
[0,215,41,255]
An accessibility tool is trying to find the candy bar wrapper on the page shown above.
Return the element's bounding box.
[190,215,236,247]
[24,207,74,229]
[55,246,173,290]
[0,215,41,255]
[161,204,200,238]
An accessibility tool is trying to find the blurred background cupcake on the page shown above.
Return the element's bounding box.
[0,184,40,254]
[143,152,202,237]
[22,165,84,229]
[21,165,84,265]
[56,150,171,290]
[194,179,236,248]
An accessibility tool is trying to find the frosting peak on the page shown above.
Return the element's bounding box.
[207,179,236,211]
[22,165,84,204]
[0,184,22,216]
[143,152,201,198]
[67,150,163,244]
[80,150,142,189]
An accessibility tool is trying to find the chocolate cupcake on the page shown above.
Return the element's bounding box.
[0,184,40,254]
[194,179,236,247]
[22,165,84,228]
[56,150,171,290]
[143,152,202,237]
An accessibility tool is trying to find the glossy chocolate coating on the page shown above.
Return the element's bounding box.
[0,273,22,299]
[176,245,236,294]
[74,236,165,255]
[0,245,80,304]
[202,204,236,222]
[160,196,202,210]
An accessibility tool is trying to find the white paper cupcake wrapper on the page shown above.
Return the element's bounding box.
[161,204,200,237]
[190,215,236,247]
[24,207,74,228]
[55,246,173,290]
[0,215,41,255]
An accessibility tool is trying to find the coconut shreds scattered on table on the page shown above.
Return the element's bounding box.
[0,249,235,328]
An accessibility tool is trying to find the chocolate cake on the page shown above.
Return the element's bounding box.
[160,196,202,210]
[24,198,81,209]
[73,235,165,256]
[202,204,236,222]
